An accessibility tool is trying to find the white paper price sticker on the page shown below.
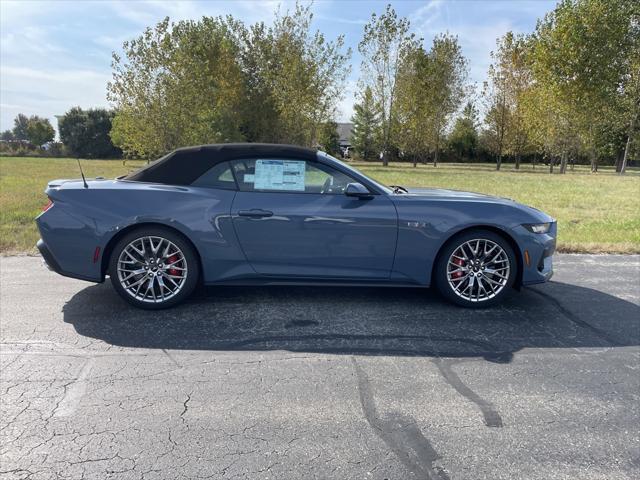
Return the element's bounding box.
[254,159,305,191]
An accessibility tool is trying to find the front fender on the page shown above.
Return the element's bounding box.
[390,197,551,285]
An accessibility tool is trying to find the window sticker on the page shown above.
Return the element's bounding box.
[254,159,305,191]
[243,174,255,183]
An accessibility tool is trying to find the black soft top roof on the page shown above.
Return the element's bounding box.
[124,143,318,185]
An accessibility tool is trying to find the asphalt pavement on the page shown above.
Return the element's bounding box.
[1,254,639,480]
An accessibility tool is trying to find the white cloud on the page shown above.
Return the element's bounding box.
[412,0,445,37]
[107,0,285,27]
[315,14,367,26]
[1,66,111,131]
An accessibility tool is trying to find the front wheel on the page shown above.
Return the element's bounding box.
[109,227,199,309]
[435,230,517,308]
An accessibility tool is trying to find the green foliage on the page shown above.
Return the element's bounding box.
[396,34,468,166]
[482,32,530,170]
[24,116,55,147]
[58,107,121,158]
[358,4,418,165]
[1,130,15,141]
[108,3,350,158]
[236,3,350,146]
[12,114,29,141]
[351,87,380,160]
[108,16,246,158]
[528,0,638,172]
[317,121,341,156]
[448,103,479,160]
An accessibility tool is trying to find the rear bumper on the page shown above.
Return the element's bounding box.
[37,239,101,283]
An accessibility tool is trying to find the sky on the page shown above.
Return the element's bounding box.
[0,0,557,133]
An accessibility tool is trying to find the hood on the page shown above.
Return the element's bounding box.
[399,187,554,223]
[405,187,515,203]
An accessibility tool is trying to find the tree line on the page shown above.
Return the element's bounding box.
[1,108,121,159]
[1,0,637,173]
[351,0,638,173]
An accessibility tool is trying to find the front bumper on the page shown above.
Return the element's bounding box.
[514,223,556,286]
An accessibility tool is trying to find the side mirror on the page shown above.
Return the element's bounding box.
[345,182,373,199]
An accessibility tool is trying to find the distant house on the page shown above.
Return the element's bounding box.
[336,123,353,149]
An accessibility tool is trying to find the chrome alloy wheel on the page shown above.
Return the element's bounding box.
[446,238,511,303]
[116,236,188,304]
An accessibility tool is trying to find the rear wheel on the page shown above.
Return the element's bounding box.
[435,230,517,308]
[109,227,199,309]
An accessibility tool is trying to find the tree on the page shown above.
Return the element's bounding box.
[12,113,29,141]
[0,130,15,141]
[503,33,532,170]
[423,34,468,167]
[237,3,351,146]
[317,121,341,156]
[351,86,380,160]
[484,32,533,170]
[619,20,640,174]
[395,34,468,167]
[529,0,637,173]
[394,46,429,166]
[483,35,512,170]
[108,16,247,158]
[448,102,478,160]
[358,4,418,166]
[25,116,55,146]
[108,4,351,157]
[59,107,121,158]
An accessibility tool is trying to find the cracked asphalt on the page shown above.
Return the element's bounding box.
[1,254,639,480]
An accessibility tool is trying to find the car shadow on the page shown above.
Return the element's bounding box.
[62,281,639,362]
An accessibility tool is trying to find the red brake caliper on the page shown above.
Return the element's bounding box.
[167,254,179,276]
[452,257,464,278]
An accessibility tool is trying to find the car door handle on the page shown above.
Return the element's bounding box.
[238,209,274,218]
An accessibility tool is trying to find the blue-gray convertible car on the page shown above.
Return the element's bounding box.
[36,143,556,309]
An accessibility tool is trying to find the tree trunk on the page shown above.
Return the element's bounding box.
[590,147,598,173]
[515,154,521,170]
[549,157,554,174]
[433,146,439,167]
[496,153,502,171]
[560,151,568,174]
[532,154,536,170]
[620,115,635,175]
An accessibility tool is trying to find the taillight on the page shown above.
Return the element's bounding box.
[42,198,54,212]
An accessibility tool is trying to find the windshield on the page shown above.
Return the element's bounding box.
[318,152,393,194]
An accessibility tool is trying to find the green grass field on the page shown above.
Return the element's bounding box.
[1,156,639,254]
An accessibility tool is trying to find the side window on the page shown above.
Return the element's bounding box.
[191,161,237,190]
[230,158,358,194]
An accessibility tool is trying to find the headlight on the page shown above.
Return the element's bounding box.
[523,223,551,234]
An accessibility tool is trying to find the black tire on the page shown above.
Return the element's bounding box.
[108,226,199,309]
[434,229,517,308]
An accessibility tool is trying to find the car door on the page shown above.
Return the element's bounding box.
[229,157,398,279]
